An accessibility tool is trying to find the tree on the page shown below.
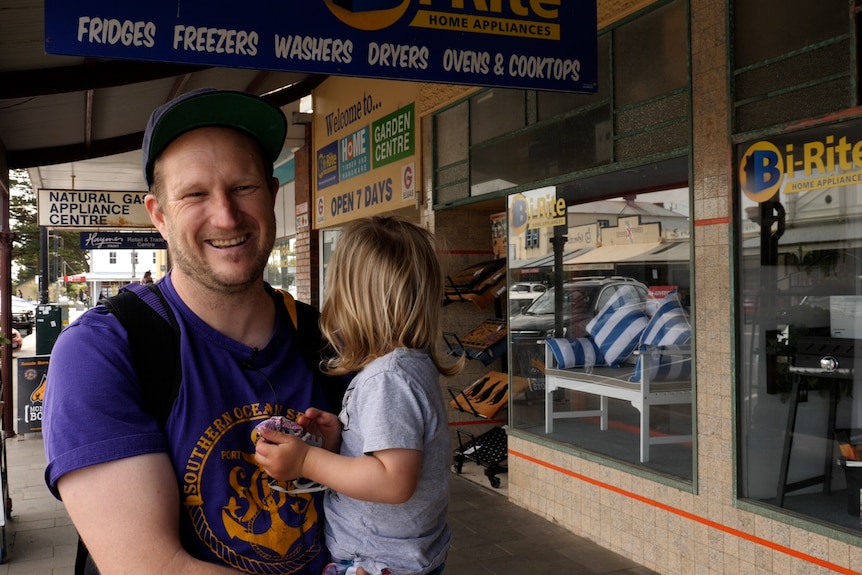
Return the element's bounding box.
[9,170,89,287]
[9,170,39,284]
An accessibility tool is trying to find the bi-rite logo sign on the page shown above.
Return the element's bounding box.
[739,141,784,203]
[327,0,561,38]
[326,0,411,29]
[739,133,862,203]
[509,188,566,235]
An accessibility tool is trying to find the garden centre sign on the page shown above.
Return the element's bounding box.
[44,0,598,93]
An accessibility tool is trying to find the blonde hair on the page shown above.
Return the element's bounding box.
[320,216,464,377]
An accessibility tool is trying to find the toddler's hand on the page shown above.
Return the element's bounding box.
[297,407,342,452]
[255,428,310,482]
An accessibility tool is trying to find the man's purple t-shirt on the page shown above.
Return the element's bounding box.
[43,274,333,574]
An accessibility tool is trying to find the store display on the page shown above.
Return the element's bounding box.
[448,371,509,419]
[443,258,506,310]
[443,319,507,366]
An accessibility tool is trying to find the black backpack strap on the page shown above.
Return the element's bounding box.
[102,282,181,427]
[74,538,100,575]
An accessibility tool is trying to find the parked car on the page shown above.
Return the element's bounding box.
[8,328,21,350]
[509,276,649,339]
[11,296,35,336]
[508,282,547,314]
[12,328,21,349]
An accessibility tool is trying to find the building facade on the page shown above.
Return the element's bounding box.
[280,0,862,572]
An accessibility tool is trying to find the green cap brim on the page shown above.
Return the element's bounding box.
[143,89,287,185]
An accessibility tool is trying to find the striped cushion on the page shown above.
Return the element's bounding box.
[630,345,692,383]
[640,290,691,347]
[586,293,649,367]
[546,338,601,369]
[630,290,692,382]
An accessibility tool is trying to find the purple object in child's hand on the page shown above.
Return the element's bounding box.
[255,416,304,436]
[255,416,324,448]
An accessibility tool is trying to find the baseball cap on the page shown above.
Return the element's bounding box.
[142,88,288,186]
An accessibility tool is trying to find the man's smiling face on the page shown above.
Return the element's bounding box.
[147,126,278,295]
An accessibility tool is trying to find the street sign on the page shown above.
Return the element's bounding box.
[79,231,167,250]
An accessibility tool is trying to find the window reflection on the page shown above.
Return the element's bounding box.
[508,187,693,480]
[737,119,862,533]
[266,238,297,298]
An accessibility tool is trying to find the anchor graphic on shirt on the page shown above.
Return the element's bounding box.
[221,462,319,555]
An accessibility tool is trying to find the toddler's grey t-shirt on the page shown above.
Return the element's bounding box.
[324,348,451,575]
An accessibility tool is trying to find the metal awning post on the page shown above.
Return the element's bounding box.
[0,168,14,438]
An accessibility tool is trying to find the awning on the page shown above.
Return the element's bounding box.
[638,242,691,263]
[510,248,591,270]
[564,242,663,265]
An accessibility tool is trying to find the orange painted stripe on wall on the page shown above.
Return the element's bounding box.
[509,449,858,575]
[448,419,507,427]
[694,217,730,226]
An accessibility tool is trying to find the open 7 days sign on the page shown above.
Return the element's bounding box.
[44,1,598,93]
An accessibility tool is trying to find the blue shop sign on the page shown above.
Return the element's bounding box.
[44,1,597,93]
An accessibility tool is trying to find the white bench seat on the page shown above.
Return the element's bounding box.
[544,343,692,462]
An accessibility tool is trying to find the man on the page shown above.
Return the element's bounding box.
[44,89,350,574]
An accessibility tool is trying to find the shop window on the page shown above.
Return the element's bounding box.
[525,228,540,250]
[434,102,468,168]
[265,238,297,298]
[731,0,852,134]
[470,89,525,145]
[508,185,694,481]
[433,102,469,205]
[733,0,845,67]
[613,0,687,108]
[737,118,862,533]
[470,107,612,196]
[537,35,611,122]
[432,0,688,208]
[320,228,343,306]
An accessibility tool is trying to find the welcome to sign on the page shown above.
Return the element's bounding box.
[314,77,421,227]
[44,0,598,93]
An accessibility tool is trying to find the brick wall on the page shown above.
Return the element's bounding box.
[293,130,320,307]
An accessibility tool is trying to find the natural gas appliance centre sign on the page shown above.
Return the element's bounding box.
[44,0,598,93]
[38,189,152,228]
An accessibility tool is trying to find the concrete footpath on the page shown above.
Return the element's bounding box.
[0,433,658,575]
[0,433,77,574]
